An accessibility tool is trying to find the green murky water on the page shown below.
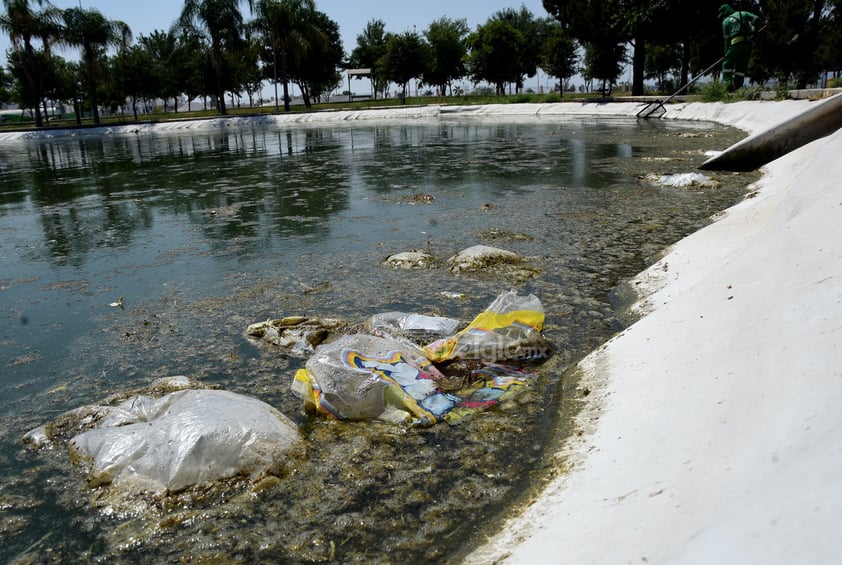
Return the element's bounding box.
[0,116,757,562]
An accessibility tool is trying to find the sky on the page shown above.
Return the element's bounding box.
[1,0,550,65]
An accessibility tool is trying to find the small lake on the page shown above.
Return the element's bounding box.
[0,114,755,562]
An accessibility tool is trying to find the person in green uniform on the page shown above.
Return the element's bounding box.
[719,4,760,90]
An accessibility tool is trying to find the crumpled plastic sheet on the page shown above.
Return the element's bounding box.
[68,389,301,492]
[293,334,445,426]
[366,311,461,344]
[293,291,549,426]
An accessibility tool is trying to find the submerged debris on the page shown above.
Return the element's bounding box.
[383,250,436,269]
[246,316,347,356]
[447,245,541,281]
[447,245,522,273]
[477,228,535,242]
[23,377,303,516]
[644,172,721,189]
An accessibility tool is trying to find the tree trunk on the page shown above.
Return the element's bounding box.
[23,42,43,127]
[299,82,311,109]
[91,84,100,124]
[680,41,690,90]
[213,46,227,115]
[632,36,646,96]
[85,53,101,125]
[281,50,290,112]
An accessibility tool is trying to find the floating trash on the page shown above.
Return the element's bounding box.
[644,172,721,189]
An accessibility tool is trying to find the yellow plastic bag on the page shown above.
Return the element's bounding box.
[423,290,548,363]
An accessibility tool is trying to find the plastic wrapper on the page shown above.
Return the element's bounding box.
[423,290,550,363]
[68,389,301,493]
[366,311,461,343]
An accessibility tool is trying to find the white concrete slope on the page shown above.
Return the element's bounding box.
[466,102,842,564]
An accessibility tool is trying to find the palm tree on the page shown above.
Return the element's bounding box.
[0,0,60,126]
[253,0,321,112]
[61,6,131,125]
[178,0,253,115]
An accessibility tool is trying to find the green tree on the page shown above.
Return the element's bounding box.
[5,47,40,113]
[0,0,61,126]
[540,19,578,92]
[380,30,428,102]
[178,0,253,115]
[582,40,626,94]
[0,64,11,103]
[542,0,684,94]
[109,42,156,119]
[627,0,726,95]
[252,0,327,111]
[61,6,131,124]
[172,28,211,111]
[491,6,542,92]
[644,42,682,93]
[238,27,265,107]
[542,0,629,93]
[817,0,842,84]
[139,30,180,112]
[467,19,526,95]
[42,55,81,119]
[290,9,342,106]
[348,19,388,98]
[751,0,834,88]
[423,16,468,96]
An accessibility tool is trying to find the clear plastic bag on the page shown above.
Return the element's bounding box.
[366,311,461,343]
[69,389,301,492]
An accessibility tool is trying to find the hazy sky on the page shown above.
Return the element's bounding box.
[1,0,550,64]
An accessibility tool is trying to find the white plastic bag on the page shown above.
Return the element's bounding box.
[69,389,301,492]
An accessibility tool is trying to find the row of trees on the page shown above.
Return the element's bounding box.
[0,1,576,125]
[543,0,842,96]
[2,0,841,127]
[346,8,577,100]
[0,0,346,126]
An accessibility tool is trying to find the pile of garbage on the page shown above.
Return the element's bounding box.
[23,291,551,497]
[291,290,551,426]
